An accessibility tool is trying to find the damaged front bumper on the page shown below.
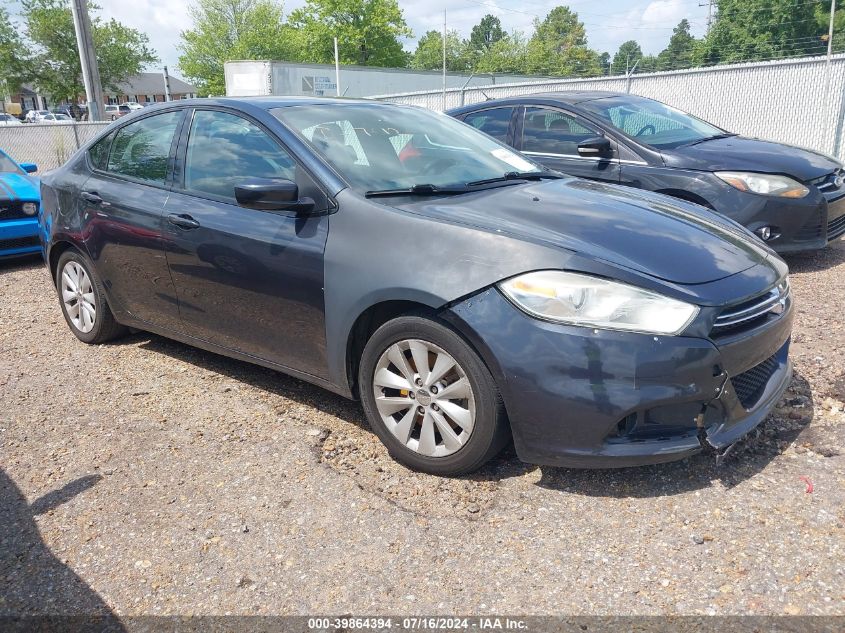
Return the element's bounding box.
[444,286,793,469]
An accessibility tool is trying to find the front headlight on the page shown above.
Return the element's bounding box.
[499,271,699,335]
[715,171,809,198]
[22,202,37,215]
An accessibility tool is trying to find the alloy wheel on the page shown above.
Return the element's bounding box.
[372,338,475,458]
[61,261,97,333]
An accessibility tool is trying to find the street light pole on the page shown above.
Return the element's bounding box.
[442,9,447,111]
[69,0,104,121]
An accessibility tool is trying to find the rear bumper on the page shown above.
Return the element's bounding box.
[0,218,40,258]
[445,287,793,468]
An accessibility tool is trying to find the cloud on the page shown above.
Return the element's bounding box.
[641,0,687,25]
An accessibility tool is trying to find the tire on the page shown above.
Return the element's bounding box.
[359,315,509,475]
[56,249,126,344]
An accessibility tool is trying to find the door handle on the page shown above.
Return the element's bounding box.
[81,191,103,204]
[167,213,201,230]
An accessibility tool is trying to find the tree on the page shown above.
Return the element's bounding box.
[474,31,529,75]
[656,19,696,71]
[599,51,611,75]
[410,30,470,71]
[288,0,411,67]
[469,14,505,53]
[179,0,295,96]
[611,40,643,74]
[524,6,601,76]
[23,0,157,101]
[697,0,827,65]
[0,8,31,98]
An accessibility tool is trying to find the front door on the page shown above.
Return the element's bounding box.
[163,108,331,378]
[517,107,620,183]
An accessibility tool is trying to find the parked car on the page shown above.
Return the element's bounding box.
[52,104,83,120]
[125,102,145,111]
[449,92,845,253]
[0,149,40,259]
[104,104,132,121]
[25,110,50,123]
[39,98,793,475]
[40,113,74,124]
[0,113,23,125]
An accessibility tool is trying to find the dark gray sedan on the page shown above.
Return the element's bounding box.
[39,98,792,475]
[449,92,845,253]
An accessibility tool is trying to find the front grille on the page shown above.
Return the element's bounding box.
[731,353,780,409]
[0,235,39,251]
[711,279,789,336]
[810,168,844,193]
[828,213,845,240]
[0,201,31,221]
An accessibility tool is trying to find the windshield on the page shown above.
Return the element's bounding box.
[0,152,21,173]
[579,95,725,149]
[272,103,542,192]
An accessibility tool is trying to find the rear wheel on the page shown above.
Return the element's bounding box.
[56,249,126,344]
[359,315,509,475]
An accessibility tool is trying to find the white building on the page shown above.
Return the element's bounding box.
[224,60,554,100]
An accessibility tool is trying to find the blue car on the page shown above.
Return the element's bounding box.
[0,149,40,259]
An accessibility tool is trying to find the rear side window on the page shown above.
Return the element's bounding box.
[88,132,114,169]
[463,107,514,143]
[107,111,181,185]
[184,110,296,201]
[522,108,598,155]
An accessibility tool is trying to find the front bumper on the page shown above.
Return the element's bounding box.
[0,218,40,259]
[728,188,845,254]
[445,287,793,468]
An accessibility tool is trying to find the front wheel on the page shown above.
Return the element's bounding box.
[56,250,126,344]
[359,315,509,475]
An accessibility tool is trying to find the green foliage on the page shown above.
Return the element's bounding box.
[816,0,845,54]
[178,0,294,96]
[524,6,601,76]
[0,7,31,95]
[474,31,529,74]
[410,30,471,71]
[698,0,828,65]
[611,40,643,74]
[22,0,157,101]
[656,19,697,71]
[469,14,505,52]
[288,0,411,67]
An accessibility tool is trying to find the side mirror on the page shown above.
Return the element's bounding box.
[234,178,315,213]
[20,163,38,173]
[577,136,612,158]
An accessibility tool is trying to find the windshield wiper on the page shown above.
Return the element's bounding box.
[682,133,737,147]
[365,183,471,198]
[466,170,563,187]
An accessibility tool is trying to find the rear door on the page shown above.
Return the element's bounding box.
[516,106,620,183]
[163,108,331,377]
[79,109,185,330]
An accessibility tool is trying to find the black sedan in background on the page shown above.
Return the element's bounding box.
[449,92,845,253]
[40,98,792,475]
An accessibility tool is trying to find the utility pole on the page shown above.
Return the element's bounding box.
[162,66,172,101]
[442,9,447,111]
[827,0,837,64]
[334,37,341,96]
[70,0,104,121]
[699,0,714,35]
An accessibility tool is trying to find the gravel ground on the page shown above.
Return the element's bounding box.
[1,243,844,618]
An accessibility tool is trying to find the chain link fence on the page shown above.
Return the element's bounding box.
[0,122,111,172]
[371,53,845,161]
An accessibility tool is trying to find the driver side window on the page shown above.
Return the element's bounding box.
[185,110,297,201]
[522,108,600,156]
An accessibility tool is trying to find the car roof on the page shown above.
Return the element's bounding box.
[447,90,638,114]
[132,96,395,112]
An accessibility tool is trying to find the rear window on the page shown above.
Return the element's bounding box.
[462,107,514,143]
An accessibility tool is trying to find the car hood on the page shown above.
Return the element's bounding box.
[400,178,771,285]
[662,136,840,181]
[0,172,39,201]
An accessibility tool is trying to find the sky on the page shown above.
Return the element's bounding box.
[8,0,711,78]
